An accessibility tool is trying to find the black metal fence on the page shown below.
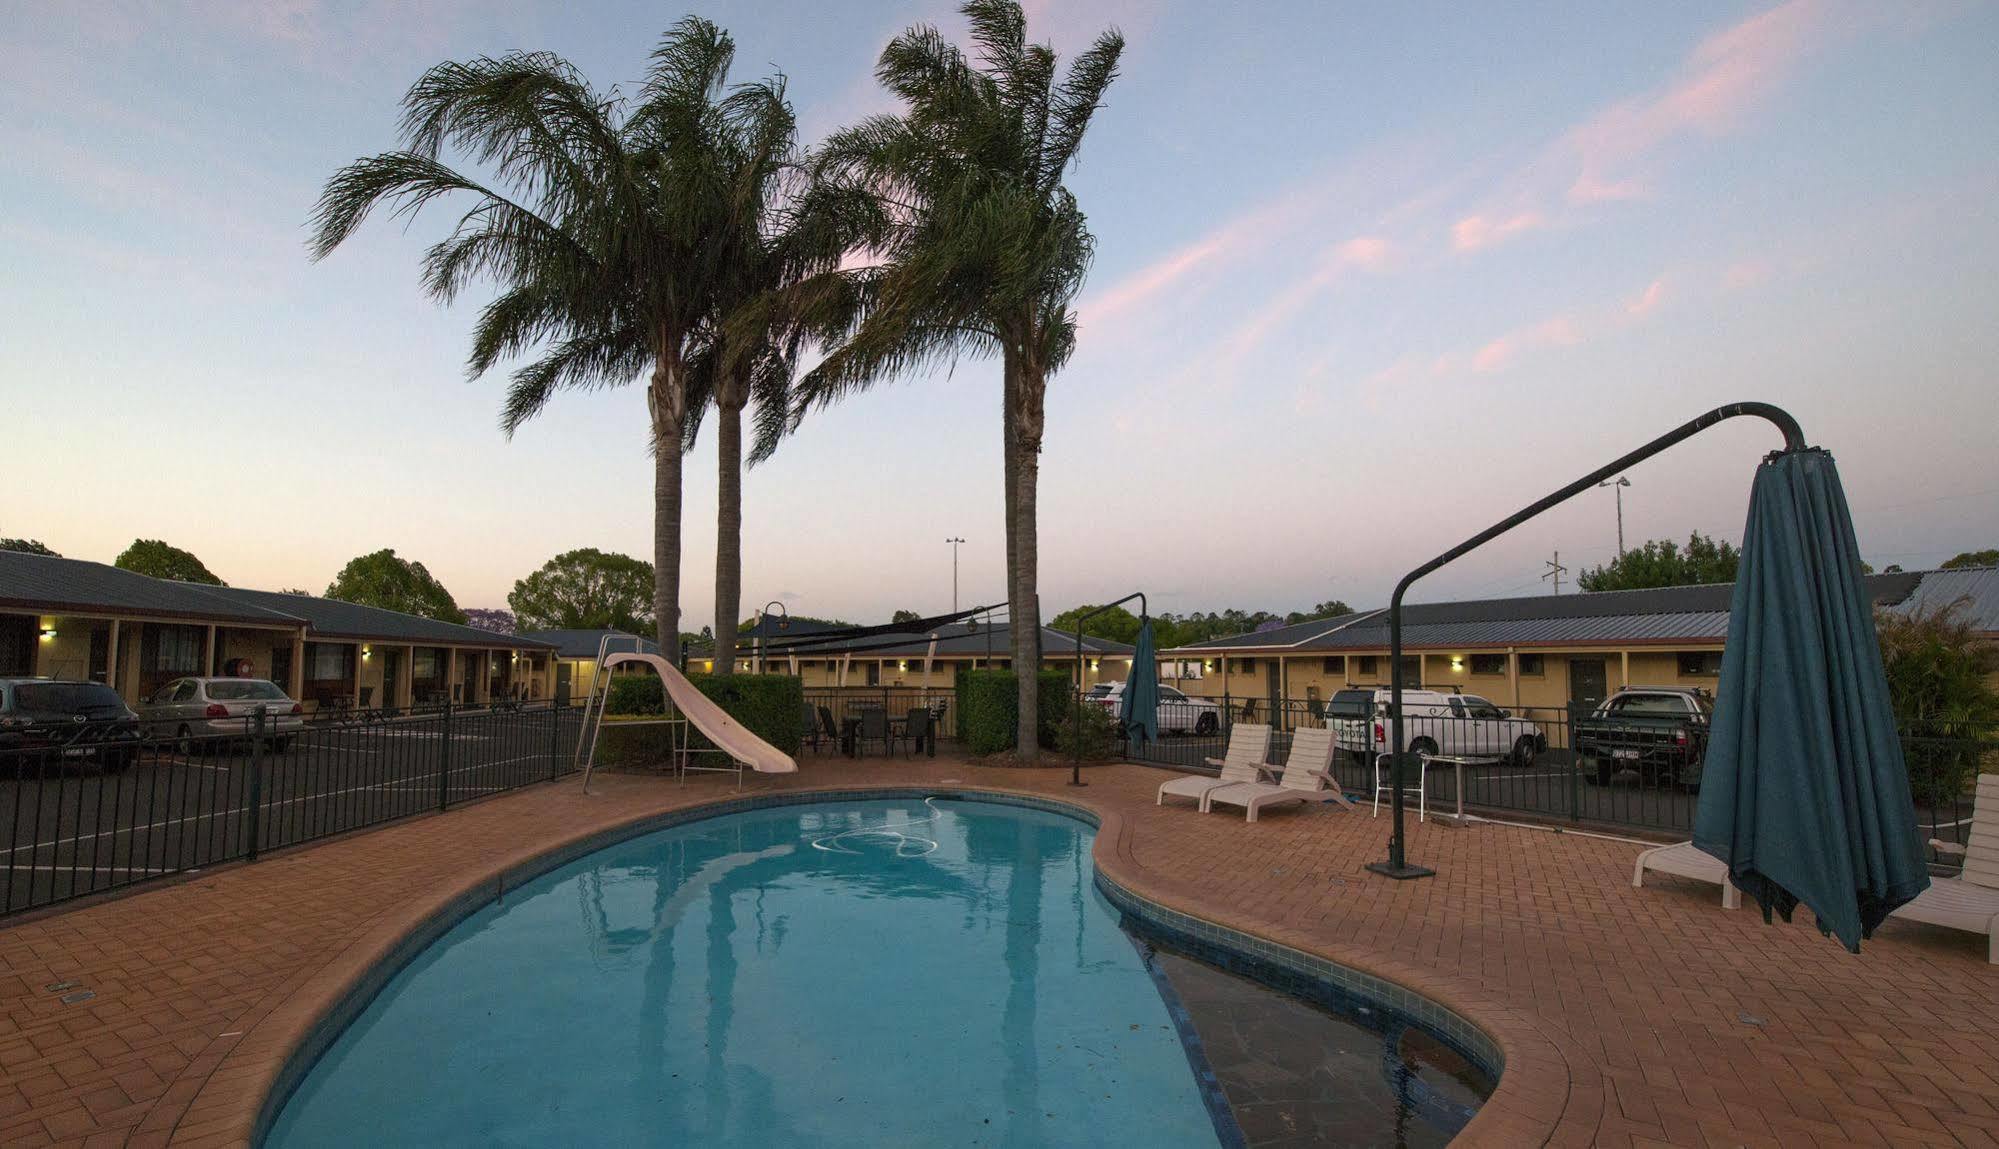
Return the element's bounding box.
[1,701,579,918]
[801,687,956,751]
[1115,693,1996,845]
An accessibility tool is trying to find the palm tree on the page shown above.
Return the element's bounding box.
[310,19,787,665]
[790,0,1123,758]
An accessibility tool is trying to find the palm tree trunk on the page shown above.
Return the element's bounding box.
[1009,362,1044,761]
[712,393,744,677]
[650,357,686,667]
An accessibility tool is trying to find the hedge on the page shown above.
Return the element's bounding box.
[601,671,804,761]
[955,667,1073,755]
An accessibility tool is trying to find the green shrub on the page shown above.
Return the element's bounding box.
[600,672,803,759]
[1054,696,1121,760]
[956,668,1073,755]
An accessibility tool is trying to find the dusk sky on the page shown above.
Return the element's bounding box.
[4,0,1996,625]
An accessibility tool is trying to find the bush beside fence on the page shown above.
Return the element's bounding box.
[604,672,804,757]
[956,668,1071,754]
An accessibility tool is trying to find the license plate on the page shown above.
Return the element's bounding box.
[62,747,89,758]
[1611,748,1641,760]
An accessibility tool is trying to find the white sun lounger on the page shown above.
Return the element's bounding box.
[1892,773,1999,964]
[1157,723,1270,809]
[1633,841,1741,909]
[1202,727,1352,822]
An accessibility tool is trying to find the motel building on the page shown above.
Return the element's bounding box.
[0,550,554,712]
[1158,568,1999,720]
[711,618,1136,689]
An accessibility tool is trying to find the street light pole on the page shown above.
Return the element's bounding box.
[1598,476,1631,555]
[756,600,787,675]
[945,537,965,613]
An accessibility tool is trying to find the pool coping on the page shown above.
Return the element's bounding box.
[162,780,1575,1147]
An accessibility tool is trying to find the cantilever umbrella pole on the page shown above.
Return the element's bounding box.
[1366,402,1808,880]
[1071,592,1148,787]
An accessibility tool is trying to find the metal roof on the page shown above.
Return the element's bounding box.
[1883,567,1999,633]
[754,622,1134,660]
[1164,570,1947,654]
[202,587,553,649]
[518,629,660,660]
[0,551,300,626]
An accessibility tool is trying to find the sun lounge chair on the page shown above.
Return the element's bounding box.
[1201,726,1352,821]
[1892,773,1999,963]
[1633,841,1742,909]
[1158,723,1270,809]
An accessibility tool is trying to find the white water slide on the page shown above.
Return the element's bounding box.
[577,642,797,793]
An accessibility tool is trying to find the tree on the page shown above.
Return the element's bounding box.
[313,19,782,665]
[1941,549,1999,570]
[796,0,1123,758]
[507,549,654,632]
[464,608,517,634]
[890,609,923,625]
[1049,604,1141,645]
[114,539,224,585]
[0,538,58,557]
[1285,600,1353,625]
[1576,531,1739,592]
[1876,601,1999,809]
[324,549,467,624]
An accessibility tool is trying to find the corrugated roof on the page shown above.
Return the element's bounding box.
[203,587,552,649]
[753,622,1134,659]
[1164,570,1946,654]
[0,551,301,626]
[518,629,660,660]
[1883,567,1999,633]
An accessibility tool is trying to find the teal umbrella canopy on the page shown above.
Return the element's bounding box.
[1120,618,1160,744]
[1693,448,1929,952]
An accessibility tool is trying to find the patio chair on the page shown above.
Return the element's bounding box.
[900,707,933,757]
[1371,750,1429,822]
[800,704,825,753]
[1891,772,1999,963]
[1201,727,1352,822]
[855,708,891,757]
[1158,723,1270,810]
[817,707,841,752]
[1632,842,1742,909]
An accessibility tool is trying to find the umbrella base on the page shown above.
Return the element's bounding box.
[1365,860,1437,880]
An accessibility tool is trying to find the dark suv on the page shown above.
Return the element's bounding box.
[0,678,143,772]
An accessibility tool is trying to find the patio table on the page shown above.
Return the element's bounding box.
[1422,753,1506,826]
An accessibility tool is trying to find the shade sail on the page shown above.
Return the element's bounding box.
[1693,448,1929,952]
[1120,618,1160,744]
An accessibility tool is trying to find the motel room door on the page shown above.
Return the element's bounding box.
[555,662,572,705]
[1567,658,1609,713]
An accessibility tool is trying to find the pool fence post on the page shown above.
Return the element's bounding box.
[246,706,266,861]
[548,698,562,783]
[439,699,453,812]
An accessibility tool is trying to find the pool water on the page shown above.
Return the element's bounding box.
[267,800,1224,1147]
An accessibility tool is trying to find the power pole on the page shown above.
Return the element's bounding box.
[1542,551,1568,595]
[945,537,965,613]
[1598,476,1631,555]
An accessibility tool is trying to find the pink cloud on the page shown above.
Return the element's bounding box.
[1207,235,1394,363]
[1451,212,1545,252]
[1722,259,1772,291]
[1626,278,1667,317]
[1472,316,1583,373]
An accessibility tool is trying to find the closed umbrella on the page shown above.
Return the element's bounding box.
[1694,448,1929,952]
[1120,616,1160,745]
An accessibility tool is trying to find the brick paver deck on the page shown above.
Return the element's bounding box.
[1,756,1993,1147]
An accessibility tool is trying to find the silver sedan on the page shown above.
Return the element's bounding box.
[138,677,306,752]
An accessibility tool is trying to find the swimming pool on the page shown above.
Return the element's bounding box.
[265,796,1491,1146]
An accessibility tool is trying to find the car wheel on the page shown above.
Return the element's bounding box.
[1582,754,1611,785]
[1410,737,1438,759]
[1511,735,1537,769]
[104,749,135,773]
[1194,712,1218,736]
[174,725,194,756]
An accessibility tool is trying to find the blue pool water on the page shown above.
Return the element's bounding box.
[267,799,1225,1147]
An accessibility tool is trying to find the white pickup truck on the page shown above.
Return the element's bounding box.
[1330,688,1547,767]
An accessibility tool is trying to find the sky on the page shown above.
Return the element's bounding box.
[3,0,1996,627]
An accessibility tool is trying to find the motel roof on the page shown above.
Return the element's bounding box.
[737,619,1135,660]
[0,551,552,650]
[518,629,661,660]
[1160,569,1998,655]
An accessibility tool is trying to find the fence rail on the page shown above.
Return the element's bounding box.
[1112,693,1995,846]
[2,700,579,918]
[802,686,957,749]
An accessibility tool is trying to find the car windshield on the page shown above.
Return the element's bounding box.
[206,680,288,701]
[14,683,125,712]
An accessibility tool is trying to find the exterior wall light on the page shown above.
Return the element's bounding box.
[362,646,372,660]
[39,627,57,641]
[1450,656,1464,671]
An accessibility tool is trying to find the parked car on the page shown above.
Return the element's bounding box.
[138,677,305,753]
[1331,688,1546,767]
[1091,682,1223,735]
[1574,686,1711,788]
[0,678,142,771]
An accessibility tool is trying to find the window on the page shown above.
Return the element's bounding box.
[413,648,444,681]
[1608,692,1691,716]
[1465,699,1507,720]
[305,642,354,683]
[171,680,199,703]
[1355,655,1378,675]
[1517,653,1545,676]
[1239,658,1257,673]
[1676,651,1724,677]
[208,680,287,701]
[145,625,203,674]
[1321,656,1344,675]
[1469,653,1507,676]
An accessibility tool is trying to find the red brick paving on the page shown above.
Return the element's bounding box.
[0,755,1993,1147]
